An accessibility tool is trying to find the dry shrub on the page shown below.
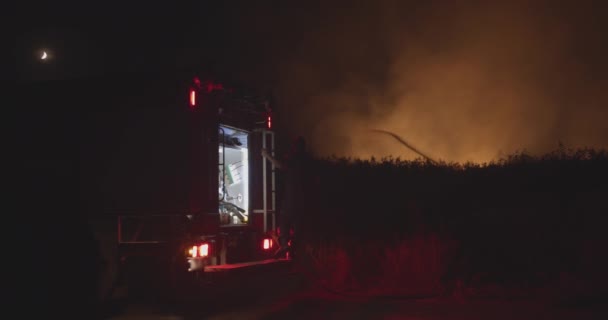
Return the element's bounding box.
[299,148,608,299]
[300,242,354,291]
[300,233,448,297]
[373,233,444,296]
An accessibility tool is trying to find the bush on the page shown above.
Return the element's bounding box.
[294,148,608,298]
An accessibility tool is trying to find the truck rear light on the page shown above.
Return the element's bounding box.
[188,245,198,258]
[199,243,209,257]
[188,243,210,258]
[263,238,273,250]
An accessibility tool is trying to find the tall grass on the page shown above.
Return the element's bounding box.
[293,148,608,298]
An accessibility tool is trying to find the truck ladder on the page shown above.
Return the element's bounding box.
[253,129,276,233]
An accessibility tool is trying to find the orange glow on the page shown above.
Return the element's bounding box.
[263,238,273,250]
[199,243,209,257]
[273,2,608,164]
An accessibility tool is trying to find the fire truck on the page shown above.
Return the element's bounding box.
[19,69,289,298]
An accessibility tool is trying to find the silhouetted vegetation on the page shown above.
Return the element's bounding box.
[296,147,608,299]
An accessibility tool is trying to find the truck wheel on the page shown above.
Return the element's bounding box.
[165,255,204,301]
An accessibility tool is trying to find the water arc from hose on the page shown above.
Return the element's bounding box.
[370,129,437,165]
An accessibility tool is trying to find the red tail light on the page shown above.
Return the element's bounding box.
[188,243,210,258]
[199,243,209,257]
[267,115,272,129]
[263,238,273,250]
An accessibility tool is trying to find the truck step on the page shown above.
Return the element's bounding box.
[204,258,291,272]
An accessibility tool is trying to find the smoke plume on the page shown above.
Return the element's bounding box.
[256,1,608,163]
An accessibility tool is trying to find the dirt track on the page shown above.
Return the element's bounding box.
[107,294,608,320]
[104,269,607,320]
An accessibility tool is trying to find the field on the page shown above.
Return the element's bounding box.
[21,147,608,318]
[292,147,608,302]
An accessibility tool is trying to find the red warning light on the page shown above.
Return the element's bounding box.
[267,115,272,129]
[189,89,196,107]
[193,77,201,88]
[205,82,224,93]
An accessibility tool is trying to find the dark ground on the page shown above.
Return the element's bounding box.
[102,262,608,320]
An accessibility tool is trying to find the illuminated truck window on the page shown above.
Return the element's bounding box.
[219,125,249,226]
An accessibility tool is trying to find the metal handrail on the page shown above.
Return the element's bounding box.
[260,129,276,232]
[116,213,198,244]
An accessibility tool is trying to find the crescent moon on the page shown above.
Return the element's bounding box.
[41,51,48,60]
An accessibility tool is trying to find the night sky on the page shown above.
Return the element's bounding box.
[9,0,608,163]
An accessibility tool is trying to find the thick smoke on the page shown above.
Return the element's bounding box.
[265,1,608,163]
